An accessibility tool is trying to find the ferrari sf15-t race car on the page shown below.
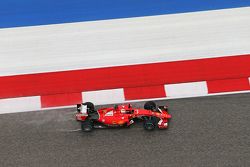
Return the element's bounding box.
[76,101,171,132]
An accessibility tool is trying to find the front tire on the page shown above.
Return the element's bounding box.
[143,117,157,131]
[144,101,157,110]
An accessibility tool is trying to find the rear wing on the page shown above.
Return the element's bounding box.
[77,104,81,112]
[76,104,88,115]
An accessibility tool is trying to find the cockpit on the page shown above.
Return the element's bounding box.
[114,104,134,114]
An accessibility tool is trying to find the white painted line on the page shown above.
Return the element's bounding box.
[82,88,125,105]
[0,96,41,114]
[164,81,208,98]
[1,7,250,76]
[41,105,76,111]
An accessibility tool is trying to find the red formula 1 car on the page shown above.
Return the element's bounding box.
[76,101,171,132]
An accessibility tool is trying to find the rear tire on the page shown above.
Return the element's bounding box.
[144,101,156,110]
[83,102,94,110]
[81,120,93,132]
[83,102,96,114]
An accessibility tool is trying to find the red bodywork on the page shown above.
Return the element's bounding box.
[76,104,171,129]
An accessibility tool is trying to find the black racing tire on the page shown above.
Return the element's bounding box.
[144,101,157,110]
[143,117,156,131]
[81,120,93,132]
[83,102,95,110]
[83,102,96,114]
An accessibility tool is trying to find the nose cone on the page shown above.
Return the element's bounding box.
[166,114,172,119]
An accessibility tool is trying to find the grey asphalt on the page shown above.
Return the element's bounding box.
[0,93,250,167]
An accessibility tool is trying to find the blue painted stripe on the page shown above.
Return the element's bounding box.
[0,0,250,28]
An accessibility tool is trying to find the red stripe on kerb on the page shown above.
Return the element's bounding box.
[0,54,250,99]
[41,93,82,108]
[124,85,166,100]
[207,78,250,93]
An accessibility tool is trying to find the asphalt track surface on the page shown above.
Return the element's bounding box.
[0,93,250,167]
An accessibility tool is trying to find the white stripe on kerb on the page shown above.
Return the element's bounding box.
[0,96,41,114]
[164,81,208,98]
[0,7,250,76]
[82,88,125,105]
